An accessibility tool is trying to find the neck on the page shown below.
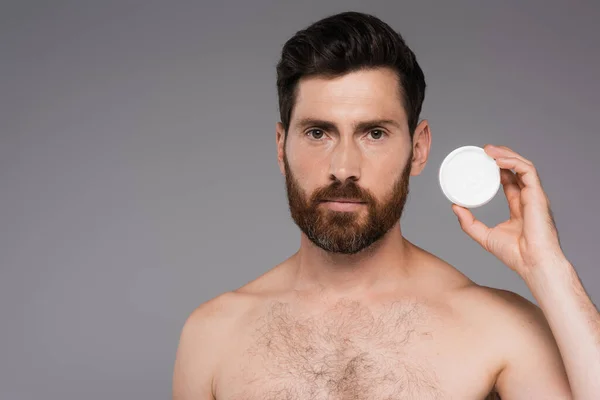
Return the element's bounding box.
[290,222,416,296]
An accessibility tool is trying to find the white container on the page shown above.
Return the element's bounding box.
[438,145,501,208]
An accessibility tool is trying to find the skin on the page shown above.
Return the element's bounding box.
[173,67,599,399]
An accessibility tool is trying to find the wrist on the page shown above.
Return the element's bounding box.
[522,257,574,299]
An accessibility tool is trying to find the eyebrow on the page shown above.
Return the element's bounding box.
[294,118,402,132]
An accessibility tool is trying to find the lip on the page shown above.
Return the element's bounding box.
[321,199,366,204]
[320,199,366,212]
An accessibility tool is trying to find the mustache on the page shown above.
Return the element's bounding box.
[311,180,373,203]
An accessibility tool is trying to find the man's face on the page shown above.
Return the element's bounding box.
[280,67,415,254]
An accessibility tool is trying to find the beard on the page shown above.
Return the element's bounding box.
[283,149,412,255]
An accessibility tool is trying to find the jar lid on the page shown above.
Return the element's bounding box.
[438,145,501,208]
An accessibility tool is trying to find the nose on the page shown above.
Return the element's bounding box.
[328,137,361,182]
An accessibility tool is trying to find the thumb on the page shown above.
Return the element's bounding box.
[452,204,491,249]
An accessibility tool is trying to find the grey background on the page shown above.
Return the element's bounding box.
[1,1,598,399]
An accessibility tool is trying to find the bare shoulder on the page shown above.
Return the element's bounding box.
[408,246,551,336]
[184,291,245,328]
[451,284,551,336]
[447,283,554,348]
[172,291,260,399]
[177,289,260,350]
[179,262,287,332]
[447,283,571,397]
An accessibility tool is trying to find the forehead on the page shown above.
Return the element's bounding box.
[291,67,406,125]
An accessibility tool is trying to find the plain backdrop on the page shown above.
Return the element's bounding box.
[1,1,599,399]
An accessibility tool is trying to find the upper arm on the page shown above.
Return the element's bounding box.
[172,299,227,400]
[493,290,572,399]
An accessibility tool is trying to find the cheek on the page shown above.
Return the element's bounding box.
[365,148,406,175]
[285,157,320,198]
[293,166,327,197]
[286,144,330,186]
[366,161,408,198]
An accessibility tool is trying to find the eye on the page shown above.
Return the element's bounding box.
[306,129,325,140]
[368,129,386,140]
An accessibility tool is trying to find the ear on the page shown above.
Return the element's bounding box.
[276,122,286,176]
[410,119,431,176]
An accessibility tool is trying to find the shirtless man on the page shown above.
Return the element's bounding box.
[172,11,600,400]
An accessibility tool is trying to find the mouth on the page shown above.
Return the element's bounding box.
[320,198,366,204]
[319,198,367,211]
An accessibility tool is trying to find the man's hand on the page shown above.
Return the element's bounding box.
[451,144,563,279]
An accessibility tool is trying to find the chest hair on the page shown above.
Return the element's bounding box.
[239,298,444,400]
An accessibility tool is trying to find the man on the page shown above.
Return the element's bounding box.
[173,11,599,399]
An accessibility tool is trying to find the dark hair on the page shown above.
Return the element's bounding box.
[276,11,426,139]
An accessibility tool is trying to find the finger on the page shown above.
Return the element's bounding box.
[484,144,533,165]
[490,148,527,190]
[496,157,543,200]
[500,169,522,218]
[501,165,524,190]
[452,204,492,250]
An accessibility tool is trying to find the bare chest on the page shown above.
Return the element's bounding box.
[216,299,497,400]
